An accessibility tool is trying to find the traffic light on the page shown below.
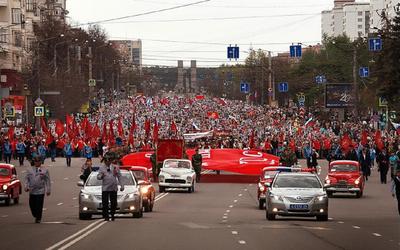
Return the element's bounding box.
[45,106,51,118]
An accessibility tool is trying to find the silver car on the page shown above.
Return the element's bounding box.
[78,170,143,220]
[266,172,329,221]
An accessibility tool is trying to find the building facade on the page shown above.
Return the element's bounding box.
[110,39,142,70]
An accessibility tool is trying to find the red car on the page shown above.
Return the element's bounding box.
[324,160,365,198]
[130,167,155,212]
[0,164,22,206]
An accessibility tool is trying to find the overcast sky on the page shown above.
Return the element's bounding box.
[67,0,335,67]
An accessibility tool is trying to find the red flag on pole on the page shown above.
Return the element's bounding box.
[145,118,151,137]
[361,130,368,146]
[117,119,124,138]
[55,119,65,137]
[102,122,108,142]
[249,130,255,149]
[171,121,177,133]
[7,126,14,139]
[375,130,384,151]
[40,117,49,134]
[340,133,353,153]
[109,120,115,144]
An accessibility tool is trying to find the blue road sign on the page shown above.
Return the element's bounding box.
[315,75,327,84]
[278,82,289,93]
[290,45,302,58]
[240,81,250,94]
[359,67,369,78]
[369,38,382,52]
[227,46,240,60]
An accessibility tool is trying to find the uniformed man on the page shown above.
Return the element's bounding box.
[150,152,157,181]
[281,147,298,167]
[97,152,124,221]
[24,156,51,223]
[192,148,203,182]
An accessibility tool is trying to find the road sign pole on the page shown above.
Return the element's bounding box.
[268,51,272,106]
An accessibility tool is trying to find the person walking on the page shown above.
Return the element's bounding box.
[37,141,47,164]
[3,138,12,164]
[24,156,51,223]
[83,141,93,160]
[192,148,203,182]
[359,147,372,181]
[16,138,26,166]
[97,152,124,221]
[391,171,400,216]
[48,137,57,162]
[377,148,390,184]
[63,140,73,167]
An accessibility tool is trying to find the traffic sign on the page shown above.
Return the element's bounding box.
[88,79,96,87]
[315,75,327,84]
[369,38,382,52]
[278,82,289,93]
[379,97,388,107]
[34,106,44,117]
[359,67,369,78]
[227,45,240,60]
[34,97,44,106]
[290,44,302,58]
[240,81,250,94]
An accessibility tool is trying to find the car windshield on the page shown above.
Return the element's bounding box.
[264,171,278,179]
[331,164,358,172]
[273,175,322,188]
[132,170,146,180]
[0,168,10,176]
[164,160,190,169]
[86,171,136,186]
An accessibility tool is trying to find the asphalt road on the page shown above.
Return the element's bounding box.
[0,158,399,250]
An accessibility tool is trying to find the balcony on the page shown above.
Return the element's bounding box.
[0,0,7,7]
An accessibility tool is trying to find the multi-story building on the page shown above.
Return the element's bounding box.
[322,0,399,40]
[110,39,142,70]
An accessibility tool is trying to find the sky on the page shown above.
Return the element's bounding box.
[66,0,335,67]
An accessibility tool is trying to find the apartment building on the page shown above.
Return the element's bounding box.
[110,39,143,70]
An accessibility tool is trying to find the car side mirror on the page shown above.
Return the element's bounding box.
[11,174,17,180]
[77,181,84,187]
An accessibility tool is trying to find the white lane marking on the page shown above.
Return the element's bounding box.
[223,216,228,219]
[223,213,228,216]
[73,205,79,208]
[72,197,78,200]
[222,220,227,223]
[232,231,238,235]
[63,178,69,181]
[43,208,47,211]
[226,210,231,213]
[233,200,238,203]
[227,225,232,228]
[229,205,234,208]
[1,215,9,218]
[338,221,344,224]
[372,233,382,237]
[238,240,246,245]
[238,194,243,197]
[42,222,64,224]
[155,193,169,202]
[46,220,103,250]
[249,184,253,186]
[328,217,333,220]
[58,221,108,250]
[244,189,248,191]
[352,226,360,229]
[57,203,63,206]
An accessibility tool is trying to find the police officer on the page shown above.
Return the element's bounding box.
[192,148,202,182]
[24,156,51,223]
[97,152,124,221]
[150,152,157,181]
[16,138,26,166]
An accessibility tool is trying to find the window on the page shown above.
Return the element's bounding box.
[11,8,22,24]
[26,0,37,12]
[358,25,363,29]
[358,11,363,16]
[358,18,363,22]
[13,31,22,47]
[0,30,7,43]
[26,37,35,51]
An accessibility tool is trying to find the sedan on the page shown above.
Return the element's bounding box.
[78,169,143,220]
[266,172,328,221]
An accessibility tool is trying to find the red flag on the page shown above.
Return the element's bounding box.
[153,120,159,143]
[131,115,137,131]
[55,119,65,137]
[7,126,14,139]
[145,118,151,137]
[40,118,49,134]
[117,119,124,138]
[249,130,255,149]
[81,117,88,131]
[171,121,177,133]
[25,125,31,139]
[375,130,384,151]
[195,95,205,100]
[85,121,92,139]
[361,130,368,146]
[207,112,219,119]
[340,133,353,153]
[92,124,101,138]
[109,120,115,144]
[102,122,108,142]
[128,126,134,146]
[66,114,73,128]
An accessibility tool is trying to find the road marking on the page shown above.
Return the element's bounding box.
[249,184,253,186]
[223,213,228,216]
[238,240,246,245]
[223,216,228,219]
[238,194,243,197]
[233,200,238,203]
[57,203,64,206]
[352,226,360,229]
[244,189,248,191]
[229,205,234,208]
[155,193,169,202]
[46,219,103,250]
[226,210,230,213]
[338,221,344,224]
[372,233,382,237]
[1,215,9,218]
[227,225,232,228]
[21,170,27,174]
[57,221,108,250]
[72,197,78,200]
[43,208,47,211]
[63,178,69,181]
[328,217,333,220]
[42,222,64,224]
[232,231,238,235]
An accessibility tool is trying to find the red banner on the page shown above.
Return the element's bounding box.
[122,148,280,176]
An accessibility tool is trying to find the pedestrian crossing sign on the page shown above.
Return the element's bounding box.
[34,106,45,117]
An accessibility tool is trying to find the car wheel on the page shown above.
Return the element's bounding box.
[159,186,165,193]
[316,214,328,221]
[266,210,275,220]
[132,208,143,218]
[258,199,265,210]
[356,191,363,198]
[191,182,195,193]
[79,213,92,220]
[327,191,333,198]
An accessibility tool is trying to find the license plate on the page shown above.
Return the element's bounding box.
[290,204,308,209]
[336,188,349,191]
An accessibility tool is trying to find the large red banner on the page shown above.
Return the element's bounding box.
[122,149,280,176]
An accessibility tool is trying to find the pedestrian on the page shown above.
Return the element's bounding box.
[345,145,358,161]
[63,139,73,167]
[24,156,51,223]
[377,148,390,184]
[307,148,319,170]
[16,138,26,166]
[3,137,12,164]
[38,141,47,164]
[150,152,157,181]
[83,141,93,160]
[389,150,399,179]
[80,158,93,183]
[97,152,124,221]
[391,171,400,216]
[48,137,57,162]
[359,147,372,181]
[192,148,203,182]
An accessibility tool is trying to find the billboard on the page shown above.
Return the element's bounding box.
[325,83,355,108]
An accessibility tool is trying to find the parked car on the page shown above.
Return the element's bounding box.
[266,172,328,221]
[324,160,365,198]
[78,169,143,219]
[130,166,155,212]
[0,164,21,206]
[158,159,196,193]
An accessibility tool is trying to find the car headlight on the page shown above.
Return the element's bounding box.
[81,193,90,199]
[354,178,360,185]
[317,195,327,201]
[270,194,282,201]
[141,187,149,194]
[325,176,331,185]
[159,175,165,182]
[128,193,135,199]
[187,176,192,183]
[2,184,8,191]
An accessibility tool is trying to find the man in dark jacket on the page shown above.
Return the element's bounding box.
[192,148,203,182]
[377,148,390,184]
[345,145,358,161]
[359,147,371,181]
